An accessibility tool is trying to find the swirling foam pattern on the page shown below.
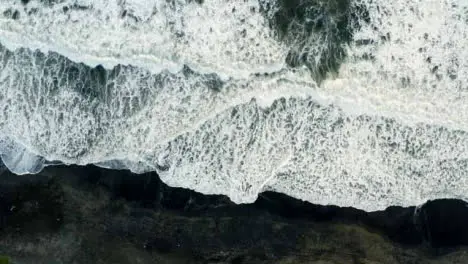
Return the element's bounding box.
[1,0,468,211]
[0,0,287,78]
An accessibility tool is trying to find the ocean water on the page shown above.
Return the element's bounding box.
[0,0,467,211]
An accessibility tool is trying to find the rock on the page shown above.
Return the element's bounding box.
[420,199,468,249]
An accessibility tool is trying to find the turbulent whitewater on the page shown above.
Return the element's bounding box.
[1,0,468,211]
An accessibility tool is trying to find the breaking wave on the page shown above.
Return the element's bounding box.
[1,0,468,211]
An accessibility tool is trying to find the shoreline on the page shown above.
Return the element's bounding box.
[1,165,468,263]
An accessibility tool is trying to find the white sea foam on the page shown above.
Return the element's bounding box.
[1,0,468,211]
[0,0,287,79]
